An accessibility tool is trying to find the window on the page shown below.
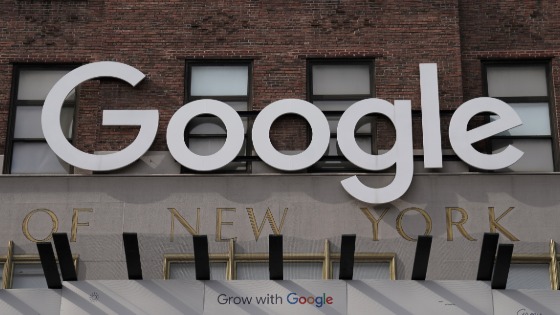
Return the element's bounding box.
[4,66,77,174]
[184,61,252,172]
[11,263,48,289]
[484,62,555,171]
[2,255,78,289]
[0,260,4,288]
[234,254,324,280]
[164,254,229,280]
[507,254,557,290]
[330,253,396,280]
[163,239,397,280]
[308,60,375,171]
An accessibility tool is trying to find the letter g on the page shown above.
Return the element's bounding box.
[338,99,414,204]
[286,293,298,304]
[41,62,158,171]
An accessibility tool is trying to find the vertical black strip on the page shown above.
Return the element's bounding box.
[338,234,356,280]
[4,65,20,174]
[476,233,499,281]
[193,235,210,280]
[491,244,514,289]
[37,242,62,289]
[411,235,432,280]
[123,233,143,280]
[269,234,283,280]
[52,233,77,281]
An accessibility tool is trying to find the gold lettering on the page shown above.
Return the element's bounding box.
[360,208,389,241]
[22,209,59,243]
[246,208,288,241]
[169,208,200,242]
[216,208,236,242]
[489,207,519,241]
[445,207,475,241]
[71,208,93,242]
[396,207,432,241]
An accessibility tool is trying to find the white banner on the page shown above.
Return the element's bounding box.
[204,280,347,315]
[3,280,560,314]
[347,280,493,315]
[492,289,560,315]
[0,289,61,315]
[60,280,205,315]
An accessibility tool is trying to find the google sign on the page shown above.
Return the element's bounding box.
[286,292,334,308]
[216,292,333,308]
[41,62,523,204]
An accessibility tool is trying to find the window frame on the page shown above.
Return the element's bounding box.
[163,253,230,280]
[481,60,558,172]
[162,239,397,280]
[509,254,558,290]
[307,59,376,172]
[0,241,79,289]
[4,64,80,175]
[0,256,6,289]
[233,253,326,280]
[329,252,396,280]
[7,255,79,289]
[183,60,255,174]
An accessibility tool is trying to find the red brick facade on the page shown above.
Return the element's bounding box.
[0,0,558,164]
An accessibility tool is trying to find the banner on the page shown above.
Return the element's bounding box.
[347,280,493,315]
[492,289,560,315]
[204,280,346,315]
[0,289,61,315]
[2,281,560,314]
[59,280,205,315]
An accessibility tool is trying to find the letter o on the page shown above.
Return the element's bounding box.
[252,99,329,171]
[299,296,307,304]
[167,100,245,171]
[396,207,432,241]
[22,209,59,242]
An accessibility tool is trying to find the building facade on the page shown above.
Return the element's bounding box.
[0,0,559,292]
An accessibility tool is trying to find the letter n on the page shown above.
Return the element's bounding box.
[169,208,200,242]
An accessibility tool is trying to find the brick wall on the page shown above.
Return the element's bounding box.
[460,1,560,165]
[3,0,553,163]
